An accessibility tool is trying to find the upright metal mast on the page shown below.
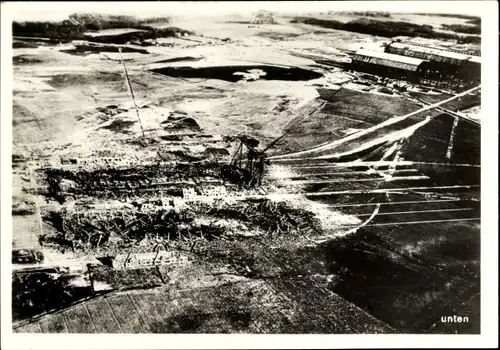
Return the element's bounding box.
[118,48,145,138]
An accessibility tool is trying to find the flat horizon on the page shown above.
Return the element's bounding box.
[4,1,482,22]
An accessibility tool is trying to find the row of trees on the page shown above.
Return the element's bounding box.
[291,17,481,44]
[12,13,191,43]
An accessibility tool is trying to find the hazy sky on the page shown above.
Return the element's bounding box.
[4,1,483,21]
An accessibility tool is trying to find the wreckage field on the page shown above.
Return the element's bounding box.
[40,199,324,254]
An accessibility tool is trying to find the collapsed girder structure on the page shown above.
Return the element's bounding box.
[221,134,284,187]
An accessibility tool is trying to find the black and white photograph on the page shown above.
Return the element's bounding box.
[1,1,498,348]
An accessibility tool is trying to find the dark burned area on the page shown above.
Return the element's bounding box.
[61,44,149,56]
[401,114,480,185]
[39,161,221,198]
[160,115,202,132]
[45,72,124,89]
[150,65,323,83]
[318,229,480,333]
[13,55,44,65]
[153,56,204,64]
[12,271,94,322]
[149,304,253,334]
[99,119,137,133]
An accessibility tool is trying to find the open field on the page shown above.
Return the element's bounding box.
[15,278,392,333]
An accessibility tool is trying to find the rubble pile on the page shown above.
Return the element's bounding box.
[40,160,222,200]
[41,208,195,250]
[40,199,324,252]
[207,199,324,237]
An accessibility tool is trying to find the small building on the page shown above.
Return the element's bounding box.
[182,188,197,201]
[202,185,227,199]
[143,129,158,138]
[125,253,156,268]
[112,252,156,269]
[160,197,175,208]
[251,10,275,24]
[140,203,156,211]
[113,250,190,270]
[154,250,189,267]
[113,254,129,269]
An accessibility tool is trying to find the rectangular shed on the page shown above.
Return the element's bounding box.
[384,42,481,89]
[350,49,426,82]
[385,42,480,66]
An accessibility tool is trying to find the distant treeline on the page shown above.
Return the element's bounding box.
[442,23,481,35]
[12,13,193,43]
[414,13,480,21]
[338,11,391,18]
[466,18,481,26]
[291,17,481,44]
